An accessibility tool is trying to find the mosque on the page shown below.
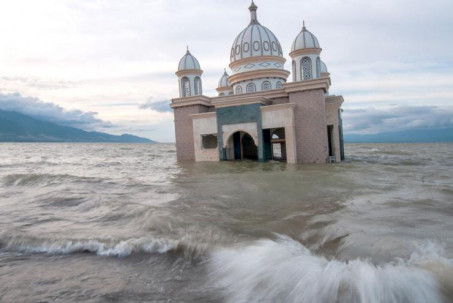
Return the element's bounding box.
[171,1,345,163]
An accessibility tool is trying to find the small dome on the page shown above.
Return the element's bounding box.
[230,1,284,63]
[320,60,328,73]
[291,22,320,52]
[218,70,230,88]
[178,48,201,71]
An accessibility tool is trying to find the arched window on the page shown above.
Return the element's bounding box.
[301,57,312,80]
[181,77,190,97]
[235,85,243,94]
[246,83,256,93]
[194,77,202,95]
[316,57,321,78]
[262,81,271,91]
[276,81,283,89]
[292,60,296,81]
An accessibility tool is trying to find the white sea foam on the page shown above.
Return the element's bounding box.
[1,235,179,257]
[210,235,451,303]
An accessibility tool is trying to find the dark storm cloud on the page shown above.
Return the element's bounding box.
[139,99,172,113]
[0,92,113,130]
[343,106,453,134]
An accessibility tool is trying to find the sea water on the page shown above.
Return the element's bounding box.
[0,143,452,302]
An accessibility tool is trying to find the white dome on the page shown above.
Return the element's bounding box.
[320,60,328,73]
[291,22,320,52]
[230,1,283,63]
[218,70,230,88]
[178,49,201,71]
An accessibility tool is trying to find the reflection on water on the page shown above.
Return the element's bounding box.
[0,143,452,302]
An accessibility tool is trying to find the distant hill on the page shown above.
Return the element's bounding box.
[344,128,453,143]
[0,110,156,143]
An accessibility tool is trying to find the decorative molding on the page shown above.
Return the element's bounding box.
[229,56,286,69]
[229,69,290,85]
[216,86,233,93]
[212,96,272,108]
[175,69,203,77]
[289,48,322,58]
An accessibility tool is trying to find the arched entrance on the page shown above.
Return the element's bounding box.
[226,131,258,160]
[242,133,258,160]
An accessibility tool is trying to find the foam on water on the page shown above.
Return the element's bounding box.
[210,235,452,303]
[1,234,179,257]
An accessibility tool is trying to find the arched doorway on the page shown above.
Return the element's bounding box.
[226,131,258,160]
[242,133,258,160]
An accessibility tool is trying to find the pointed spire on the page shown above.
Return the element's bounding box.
[302,20,306,30]
[187,45,189,53]
[249,1,259,24]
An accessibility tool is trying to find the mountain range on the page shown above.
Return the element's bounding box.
[0,110,155,143]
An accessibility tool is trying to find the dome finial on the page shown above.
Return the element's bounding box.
[302,20,306,30]
[187,45,190,53]
[249,1,259,24]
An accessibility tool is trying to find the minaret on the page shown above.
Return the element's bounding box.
[176,47,203,98]
[289,21,322,82]
[216,69,233,96]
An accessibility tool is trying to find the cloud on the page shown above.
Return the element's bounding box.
[139,99,172,113]
[0,92,113,130]
[343,106,453,134]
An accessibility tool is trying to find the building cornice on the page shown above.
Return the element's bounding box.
[212,95,272,108]
[175,69,203,77]
[229,56,287,69]
[228,69,290,85]
[171,95,212,108]
[216,86,233,93]
[283,77,330,93]
[289,48,322,58]
[326,95,344,106]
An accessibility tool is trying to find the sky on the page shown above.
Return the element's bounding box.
[0,0,452,142]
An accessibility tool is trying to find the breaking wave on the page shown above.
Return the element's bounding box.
[1,235,177,257]
[0,232,216,260]
[210,235,453,303]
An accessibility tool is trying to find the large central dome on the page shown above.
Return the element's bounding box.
[230,1,283,63]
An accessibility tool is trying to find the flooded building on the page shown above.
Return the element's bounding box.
[171,1,345,163]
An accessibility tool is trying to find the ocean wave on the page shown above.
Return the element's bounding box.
[0,233,216,260]
[209,235,452,303]
[0,234,178,257]
[1,173,104,187]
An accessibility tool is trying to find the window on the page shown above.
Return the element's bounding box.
[262,81,271,91]
[194,77,202,95]
[301,57,312,80]
[292,60,296,81]
[276,81,283,89]
[235,85,242,94]
[201,134,218,149]
[316,57,321,78]
[246,83,256,93]
[181,77,190,97]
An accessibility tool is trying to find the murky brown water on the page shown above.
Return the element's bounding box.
[0,143,452,302]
